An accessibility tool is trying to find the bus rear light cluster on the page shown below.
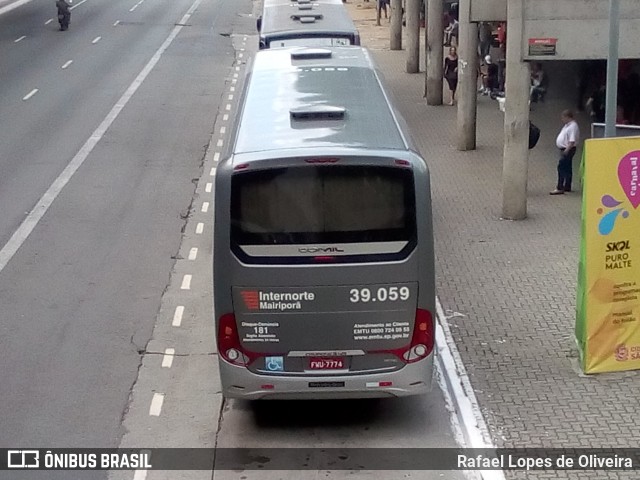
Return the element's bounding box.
[217,313,254,366]
[373,309,434,364]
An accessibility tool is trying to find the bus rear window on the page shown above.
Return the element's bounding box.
[230,165,416,245]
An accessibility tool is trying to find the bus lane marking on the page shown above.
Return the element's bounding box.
[172,306,184,327]
[148,393,164,416]
[22,89,38,100]
[162,348,175,368]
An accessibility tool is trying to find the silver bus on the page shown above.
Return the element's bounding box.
[257,0,360,49]
[214,46,435,399]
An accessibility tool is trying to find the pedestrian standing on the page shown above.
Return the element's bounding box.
[443,46,458,106]
[478,22,492,58]
[550,110,580,195]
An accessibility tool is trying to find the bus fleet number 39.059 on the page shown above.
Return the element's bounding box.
[349,286,410,303]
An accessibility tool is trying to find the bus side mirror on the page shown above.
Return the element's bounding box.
[256,17,262,32]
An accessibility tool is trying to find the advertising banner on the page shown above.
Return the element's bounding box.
[576,137,640,373]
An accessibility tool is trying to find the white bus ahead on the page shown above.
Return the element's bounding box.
[257,0,360,49]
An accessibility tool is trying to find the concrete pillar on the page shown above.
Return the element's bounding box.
[406,0,421,73]
[390,0,403,51]
[502,0,530,220]
[425,0,444,104]
[456,0,478,151]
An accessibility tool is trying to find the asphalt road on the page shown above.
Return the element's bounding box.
[0,0,244,451]
[0,1,469,479]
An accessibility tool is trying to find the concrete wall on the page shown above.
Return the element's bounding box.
[470,0,505,22]
[524,0,640,60]
[470,0,640,60]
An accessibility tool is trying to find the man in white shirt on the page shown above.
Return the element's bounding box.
[550,110,580,195]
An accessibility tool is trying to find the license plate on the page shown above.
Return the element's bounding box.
[308,357,345,370]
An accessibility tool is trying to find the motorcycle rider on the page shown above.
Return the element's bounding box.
[56,0,71,31]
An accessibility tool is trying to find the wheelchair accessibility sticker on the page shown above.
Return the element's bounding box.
[265,356,284,372]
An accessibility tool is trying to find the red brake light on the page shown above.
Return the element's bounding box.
[394,159,411,167]
[218,313,257,366]
[369,309,434,364]
[234,163,249,171]
[314,256,337,262]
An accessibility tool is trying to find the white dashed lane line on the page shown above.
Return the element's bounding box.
[14,35,26,43]
[222,114,229,121]
[216,139,224,147]
[133,470,147,480]
[205,183,212,193]
[148,393,164,416]
[172,306,184,327]
[225,104,231,111]
[45,18,53,24]
[180,274,192,290]
[210,167,216,176]
[195,223,204,234]
[228,94,233,101]
[220,126,226,134]
[162,348,175,368]
[114,20,120,26]
[22,89,38,101]
[201,202,209,213]
[188,247,198,260]
[129,0,144,12]
[213,152,220,162]
[92,36,102,44]
[61,60,73,69]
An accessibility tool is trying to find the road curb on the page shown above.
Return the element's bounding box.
[435,296,506,480]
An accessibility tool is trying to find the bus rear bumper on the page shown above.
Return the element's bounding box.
[218,356,433,400]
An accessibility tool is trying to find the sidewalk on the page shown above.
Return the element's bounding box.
[346,2,639,478]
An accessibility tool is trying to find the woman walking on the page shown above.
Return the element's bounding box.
[443,47,459,106]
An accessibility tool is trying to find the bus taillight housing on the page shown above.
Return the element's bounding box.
[218,313,256,367]
[373,308,434,364]
[403,308,435,363]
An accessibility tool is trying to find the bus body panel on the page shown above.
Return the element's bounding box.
[213,47,435,399]
[218,355,433,400]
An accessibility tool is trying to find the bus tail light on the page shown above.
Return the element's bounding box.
[372,309,434,364]
[403,309,435,363]
[218,313,254,366]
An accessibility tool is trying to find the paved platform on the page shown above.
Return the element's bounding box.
[345,2,640,479]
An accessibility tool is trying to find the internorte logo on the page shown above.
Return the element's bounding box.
[240,290,316,311]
